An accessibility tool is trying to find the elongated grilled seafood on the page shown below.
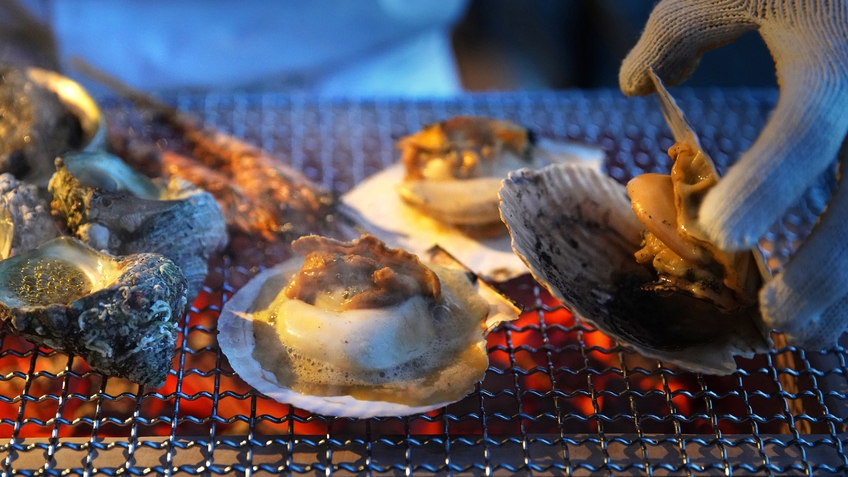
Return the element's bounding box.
[77,59,347,242]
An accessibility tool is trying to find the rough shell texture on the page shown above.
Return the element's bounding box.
[49,152,227,301]
[499,164,771,374]
[0,173,59,259]
[0,236,188,387]
[0,66,100,183]
[217,245,519,418]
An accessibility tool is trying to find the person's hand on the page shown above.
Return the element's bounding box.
[619,0,848,349]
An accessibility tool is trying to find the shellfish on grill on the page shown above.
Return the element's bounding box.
[0,173,59,260]
[217,234,520,418]
[342,115,604,280]
[498,73,770,374]
[49,151,227,301]
[396,116,545,231]
[0,66,103,184]
[0,236,188,387]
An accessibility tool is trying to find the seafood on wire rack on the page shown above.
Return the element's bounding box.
[217,234,519,418]
[77,59,356,245]
[108,134,280,242]
[343,115,604,282]
[49,151,227,301]
[396,116,545,232]
[499,71,773,374]
[0,236,187,387]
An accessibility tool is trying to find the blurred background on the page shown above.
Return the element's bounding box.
[0,0,777,95]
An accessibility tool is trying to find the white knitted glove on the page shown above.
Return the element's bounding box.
[620,0,848,349]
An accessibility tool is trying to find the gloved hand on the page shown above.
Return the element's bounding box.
[619,0,848,349]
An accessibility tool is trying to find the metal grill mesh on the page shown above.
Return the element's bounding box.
[1,90,847,475]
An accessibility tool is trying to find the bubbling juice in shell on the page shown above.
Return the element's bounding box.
[7,257,93,306]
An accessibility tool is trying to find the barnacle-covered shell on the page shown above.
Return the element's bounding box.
[0,66,102,183]
[49,151,227,300]
[0,236,188,387]
[342,117,604,280]
[0,173,59,259]
[217,235,520,418]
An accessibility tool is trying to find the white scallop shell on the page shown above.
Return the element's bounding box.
[499,164,771,374]
[217,251,519,418]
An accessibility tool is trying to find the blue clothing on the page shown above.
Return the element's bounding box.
[37,0,468,95]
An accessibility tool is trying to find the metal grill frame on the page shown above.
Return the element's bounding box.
[1,90,847,476]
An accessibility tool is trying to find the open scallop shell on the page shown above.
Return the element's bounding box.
[499,73,771,374]
[217,242,520,418]
[499,164,770,374]
[342,124,603,281]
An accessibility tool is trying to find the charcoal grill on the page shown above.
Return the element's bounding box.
[1,90,847,476]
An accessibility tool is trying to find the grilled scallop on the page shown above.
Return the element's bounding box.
[217,234,520,418]
[498,73,771,374]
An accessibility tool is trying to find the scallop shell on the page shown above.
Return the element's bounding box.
[49,152,227,301]
[217,240,520,418]
[0,66,102,184]
[499,164,770,374]
[499,72,772,373]
[342,128,603,281]
[0,236,188,387]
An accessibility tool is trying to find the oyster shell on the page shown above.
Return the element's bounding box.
[0,173,59,259]
[0,66,102,184]
[498,74,771,374]
[0,236,188,387]
[217,235,520,418]
[49,151,227,301]
[342,116,604,281]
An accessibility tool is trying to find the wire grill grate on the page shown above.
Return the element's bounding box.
[0,90,846,475]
